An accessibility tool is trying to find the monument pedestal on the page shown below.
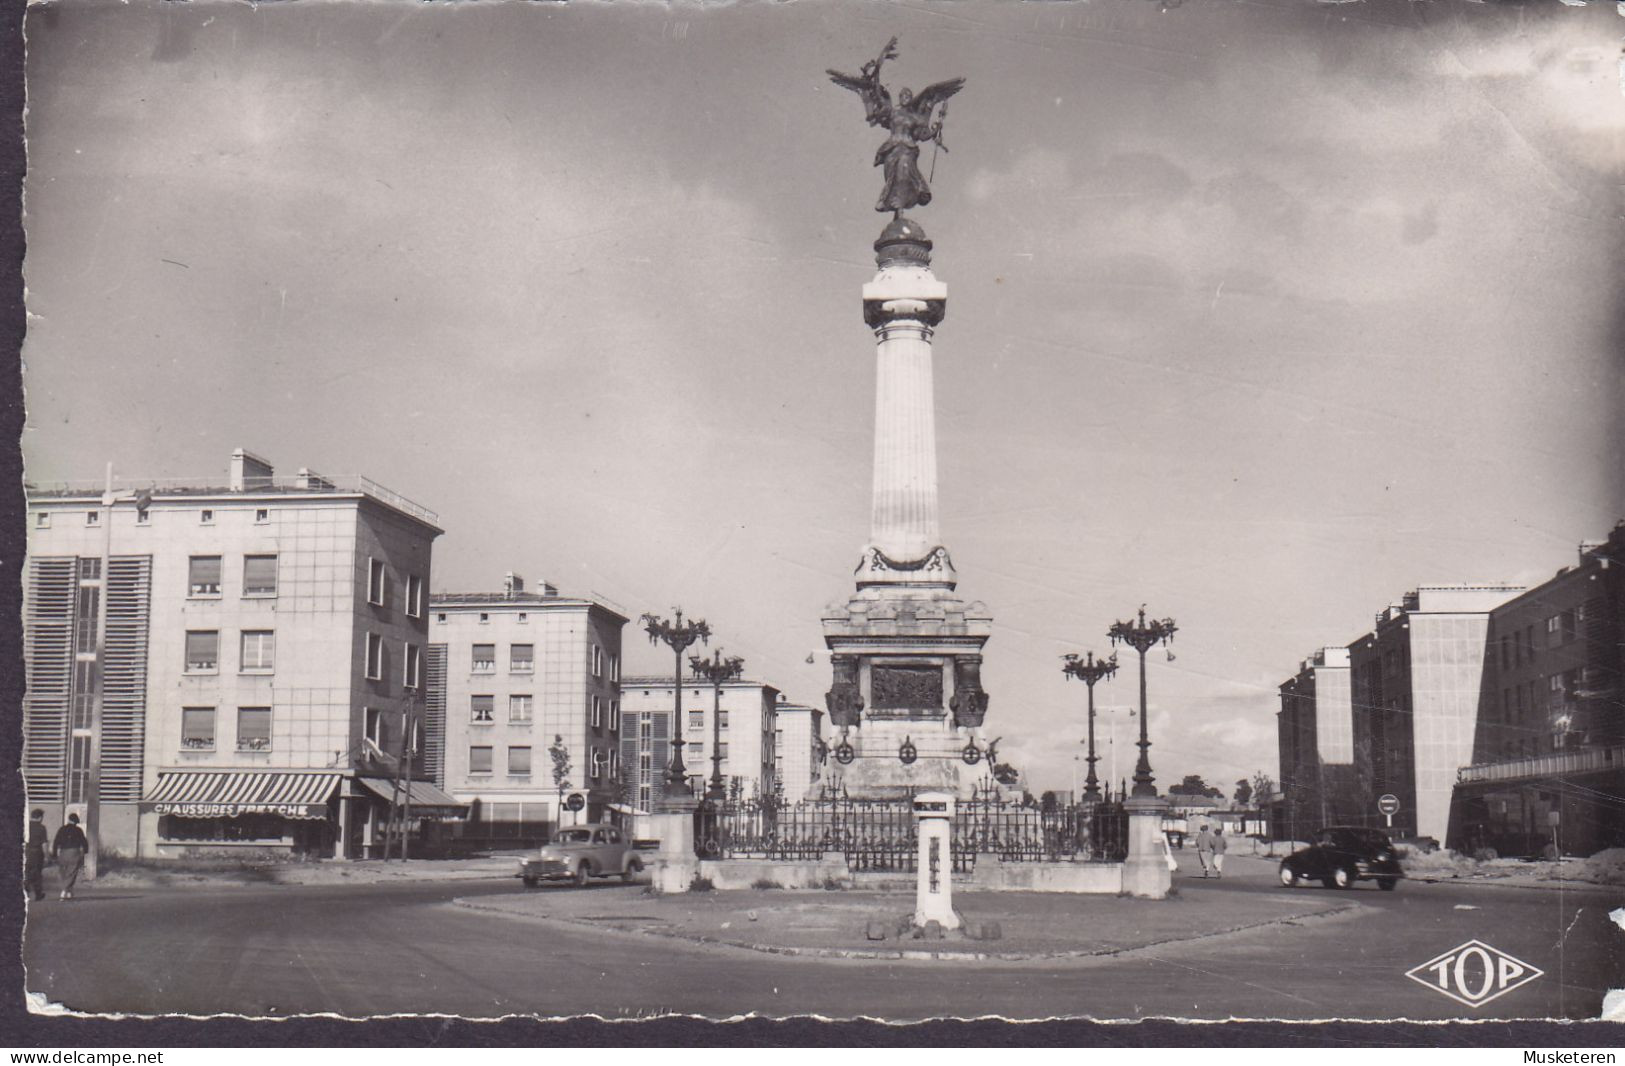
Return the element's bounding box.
[1121,795,1173,899]
[649,796,700,894]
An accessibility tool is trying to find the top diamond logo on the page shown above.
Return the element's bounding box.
[1405,939,1545,1008]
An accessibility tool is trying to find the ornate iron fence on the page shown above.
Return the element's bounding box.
[695,787,1128,872]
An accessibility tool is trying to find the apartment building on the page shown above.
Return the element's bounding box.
[773,701,825,803]
[1451,524,1624,856]
[619,676,779,801]
[23,448,455,861]
[429,575,627,840]
[1347,584,1523,843]
[1276,647,1360,838]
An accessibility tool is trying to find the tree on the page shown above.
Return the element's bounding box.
[1251,771,1276,809]
[1234,778,1253,808]
[1169,774,1223,798]
[549,734,573,823]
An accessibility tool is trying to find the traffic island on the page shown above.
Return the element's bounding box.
[452,885,1359,961]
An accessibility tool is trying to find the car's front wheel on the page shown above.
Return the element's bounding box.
[522,875,539,888]
[1278,863,1299,887]
[575,862,591,887]
[623,857,643,883]
[1332,865,1354,889]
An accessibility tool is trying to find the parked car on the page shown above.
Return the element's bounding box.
[518,824,644,887]
[1279,826,1403,890]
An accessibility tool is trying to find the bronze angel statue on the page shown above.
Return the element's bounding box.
[827,38,966,215]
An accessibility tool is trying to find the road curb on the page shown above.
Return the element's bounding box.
[450,894,1363,964]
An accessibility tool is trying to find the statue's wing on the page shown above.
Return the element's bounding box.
[826,68,892,127]
[908,76,966,118]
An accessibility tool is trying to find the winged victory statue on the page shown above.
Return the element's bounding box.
[827,38,966,215]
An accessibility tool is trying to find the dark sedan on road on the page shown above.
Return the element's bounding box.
[1279,826,1403,890]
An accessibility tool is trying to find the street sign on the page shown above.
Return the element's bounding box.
[565,792,586,812]
[1377,793,1400,828]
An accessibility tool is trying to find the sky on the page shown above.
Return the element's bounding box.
[20,0,1625,797]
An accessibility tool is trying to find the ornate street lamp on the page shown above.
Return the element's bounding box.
[1061,649,1118,802]
[690,648,745,802]
[1108,606,1177,800]
[642,608,711,798]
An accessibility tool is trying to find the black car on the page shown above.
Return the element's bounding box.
[1279,826,1403,890]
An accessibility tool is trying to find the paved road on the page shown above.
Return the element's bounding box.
[23,855,1622,1021]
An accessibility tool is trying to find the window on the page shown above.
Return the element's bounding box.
[185,630,219,672]
[589,748,604,779]
[509,694,533,723]
[471,695,494,723]
[237,707,271,751]
[717,742,729,760]
[200,509,214,524]
[718,710,730,730]
[508,746,532,777]
[243,555,277,596]
[592,645,603,678]
[469,746,493,775]
[404,643,421,689]
[181,708,215,750]
[367,558,386,606]
[75,589,99,653]
[135,508,149,526]
[364,707,383,749]
[85,511,99,527]
[609,699,621,731]
[591,695,603,729]
[436,613,447,624]
[405,574,424,619]
[366,633,384,680]
[479,612,490,625]
[189,556,222,596]
[255,508,270,524]
[240,630,275,672]
[510,644,534,672]
[688,710,704,730]
[517,612,528,624]
[1546,615,1562,647]
[34,512,48,529]
[610,654,620,683]
[78,557,100,580]
[472,644,496,672]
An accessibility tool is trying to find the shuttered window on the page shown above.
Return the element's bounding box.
[243,555,277,596]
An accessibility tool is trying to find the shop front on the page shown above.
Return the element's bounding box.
[141,771,343,859]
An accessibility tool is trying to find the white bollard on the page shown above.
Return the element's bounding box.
[913,791,960,930]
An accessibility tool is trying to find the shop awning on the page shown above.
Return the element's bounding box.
[143,771,341,820]
[356,776,469,817]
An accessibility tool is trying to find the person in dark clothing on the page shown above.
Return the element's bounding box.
[24,810,47,902]
[52,813,88,900]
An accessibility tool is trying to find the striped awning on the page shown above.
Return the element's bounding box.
[355,776,468,817]
[143,772,341,820]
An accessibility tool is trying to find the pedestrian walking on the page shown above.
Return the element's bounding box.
[1212,824,1228,879]
[1194,823,1214,878]
[52,813,88,901]
[24,809,48,902]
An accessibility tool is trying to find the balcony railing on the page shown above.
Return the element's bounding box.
[27,473,437,525]
[1457,745,1623,785]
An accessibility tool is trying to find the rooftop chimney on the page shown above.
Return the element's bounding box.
[504,572,524,598]
[230,448,274,492]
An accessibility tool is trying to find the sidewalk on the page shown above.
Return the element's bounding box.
[453,881,1358,961]
[92,853,527,889]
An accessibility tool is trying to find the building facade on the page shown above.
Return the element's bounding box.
[1450,525,1625,857]
[619,677,779,801]
[23,449,453,861]
[1347,585,1522,843]
[773,702,825,803]
[428,576,627,841]
[1277,646,1361,839]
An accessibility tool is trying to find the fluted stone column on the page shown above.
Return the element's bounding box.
[858,217,954,589]
[871,316,940,561]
